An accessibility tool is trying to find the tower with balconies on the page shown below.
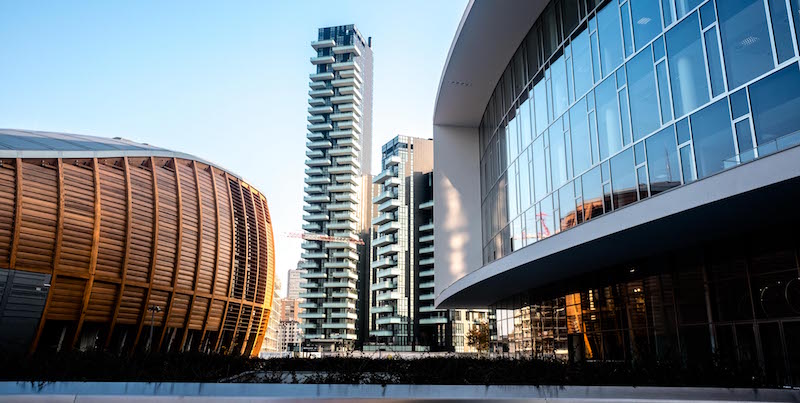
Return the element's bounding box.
[301,25,373,351]
[366,136,434,351]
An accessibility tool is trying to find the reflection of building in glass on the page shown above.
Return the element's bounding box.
[434,0,800,385]
[0,129,276,357]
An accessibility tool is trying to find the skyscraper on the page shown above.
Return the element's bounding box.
[300,25,373,352]
[287,263,303,300]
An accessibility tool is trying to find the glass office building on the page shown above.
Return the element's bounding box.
[434,0,800,385]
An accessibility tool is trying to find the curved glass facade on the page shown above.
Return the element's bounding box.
[479,0,800,264]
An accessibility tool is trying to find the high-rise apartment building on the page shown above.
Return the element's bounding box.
[287,263,303,300]
[367,136,433,351]
[300,24,373,351]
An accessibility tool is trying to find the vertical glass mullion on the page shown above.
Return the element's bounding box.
[661,0,675,27]
[618,87,632,146]
[620,1,635,57]
[768,0,797,63]
[703,26,726,97]
[762,0,781,68]
[590,32,602,82]
[655,61,673,123]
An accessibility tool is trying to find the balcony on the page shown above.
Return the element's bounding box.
[328,165,358,175]
[297,261,319,270]
[332,61,360,71]
[305,167,323,175]
[376,267,400,279]
[376,316,403,326]
[299,302,318,309]
[376,244,400,256]
[308,106,333,115]
[311,39,336,49]
[418,269,434,277]
[308,88,334,98]
[322,322,356,330]
[303,204,321,213]
[299,312,326,319]
[308,98,326,107]
[330,129,356,139]
[420,317,448,325]
[327,202,356,212]
[376,291,401,302]
[327,183,353,193]
[419,293,435,301]
[420,257,434,266]
[307,122,333,132]
[310,71,335,81]
[332,250,359,260]
[384,177,401,187]
[309,81,327,90]
[303,194,330,203]
[372,234,395,248]
[330,111,359,122]
[307,139,332,149]
[325,268,355,280]
[385,155,402,166]
[419,305,440,313]
[305,158,332,167]
[331,94,358,104]
[332,231,359,241]
[334,192,357,203]
[372,189,397,204]
[322,301,356,309]
[330,311,358,320]
[324,280,356,289]
[338,69,362,82]
[310,55,335,64]
[329,333,358,340]
[338,103,362,116]
[419,221,434,232]
[305,149,323,159]
[370,330,393,337]
[335,174,357,185]
[299,281,320,289]
[299,291,326,299]
[332,44,362,56]
[378,199,401,212]
[324,260,357,270]
[338,86,362,99]
[420,234,434,243]
[371,281,397,292]
[300,270,326,279]
[299,323,318,329]
[303,332,324,339]
[328,147,357,158]
[335,156,360,169]
[303,213,328,222]
[300,251,327,259]
[307,114,325,124]
[301,223,320,231]
[304,185,323,194]
[371,213,394,226]
[325,241,357,250]
[371,257,395,269]
[419,281,435,289]
[327,221,356,231]
[337,137,360,149]
[333,211,358,222]
[378,221,400,233]
[305,176,331,185]
[371,305,394,314]
[420,200,434,210]
[331,77,359,88]
[419,245,434,254]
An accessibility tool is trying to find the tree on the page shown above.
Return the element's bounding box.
[466,321,490,355]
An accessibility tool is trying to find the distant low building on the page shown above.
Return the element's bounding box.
[279,320,302,353]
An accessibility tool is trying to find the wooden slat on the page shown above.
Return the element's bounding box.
[9,158,23,269]
[28,159,65,354]
[158,158,183,350]
[200,166,222,349]
[251,193,273,357]
[132,157,160,354]
[105,157,133,348]
[214,173,238,352]
[230,179,248,352]
[179,161,205,350]
[240,187,259,355]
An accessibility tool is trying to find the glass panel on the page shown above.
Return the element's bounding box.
[653,35,666,60]
[539,194,555,239]
[563,0,581,36]
[551,55,569,119]
[690,98,735,178]
[514,47,527,94]
[570,97,592,174]
[749,63,800,146]
[630,0,662,50]
[591,33,603,82]
[598,2,625,76]
[507,162,518,221]
[534,79,549,135]
[520,95,534,149]
[729,88,750,119]
[573,30,594,99]
[675,0,704,19]
[524,207,537,246]
[637,166,649,199]
[717,0,775,89]
[532,135,548,202]
[704,27,726,97]
[646,126,681,195]
[581,166,604,221]
[526,28,541,82]
[519,147,532,213]
[542,5,561,58]
[507,113,519,167]
[656,61,673,123]
[666,12,710,117]
[735,119,755,161]
[680,145,696,183]
[550,122,569,189]
[559,182,577,231]
[621,2,635,57]
[792,0,800,49]
[662,0,674,26]
[676,117,691,143]
[596,75,623,160]
[700,1,716,28]
[610,147,637,208]
[627,46,661,141]
[619,88,632,146]
[634,140,646,165]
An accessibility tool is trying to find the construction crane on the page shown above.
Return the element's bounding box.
[284,231,365,245]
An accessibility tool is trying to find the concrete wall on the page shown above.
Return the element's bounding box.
[432,125,481,307]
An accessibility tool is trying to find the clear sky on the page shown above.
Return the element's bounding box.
[0,0,466,296]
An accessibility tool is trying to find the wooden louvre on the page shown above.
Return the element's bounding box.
[0,156,274,357]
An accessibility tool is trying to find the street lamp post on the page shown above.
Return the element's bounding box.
[147,305,162,352]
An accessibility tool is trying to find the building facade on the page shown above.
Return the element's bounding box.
[434,0,800,385]
[301,24,374,351]
[287,264,303,300]
[279,320,302,353]
[262,280,282,353]
[0,129,276,357]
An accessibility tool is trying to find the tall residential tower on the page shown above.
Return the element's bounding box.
[300,25,373,351]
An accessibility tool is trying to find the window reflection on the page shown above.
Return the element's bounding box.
[595,76,622,160]
[666,12,709,117]
[630,0,661,51]
[550,120,568,189]
[570,97,592,175]
[627,45,660,141]
[572,30,594,99]
[717,0,775,89]
[597,3,624,77]
[645,126,681,195]
[610,148,637,209]
[748,64,800,146]
[581,166,604,221]
[690,98,735,178]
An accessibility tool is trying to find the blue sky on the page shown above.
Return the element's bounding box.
[0,0,465,295]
